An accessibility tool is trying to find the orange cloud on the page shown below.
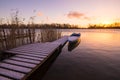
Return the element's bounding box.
[67,11,84,19]
[37,12,43,16]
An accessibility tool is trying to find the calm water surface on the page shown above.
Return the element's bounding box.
[43,29,120,80]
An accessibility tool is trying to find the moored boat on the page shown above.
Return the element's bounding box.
[68,38,81,51]
[68,33,81,42]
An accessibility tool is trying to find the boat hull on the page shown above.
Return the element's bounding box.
[68,36,80,42]
[68,37,81,51]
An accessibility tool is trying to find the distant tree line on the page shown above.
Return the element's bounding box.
[0,23,80,29]
[88,22,120,29]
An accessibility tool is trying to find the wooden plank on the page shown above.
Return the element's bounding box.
[0,68,25,80]
[21,43,60,80]
[15,53,47,58]
[10,57,40,64]
[0,36,68,80]
[14,55,43,61]
[3,59,36,68]
[13,52,49,56]
[6,49,53,54]
[5,43,60,55]
[0,76,11,80]
[8,43,59,51]
[15,55,45,61]
[6,48,49,53]
[0,63,31,73]
[5,50,49,56]
[52,36,68,46]
[9,43,48,51]
[9,47,55,52]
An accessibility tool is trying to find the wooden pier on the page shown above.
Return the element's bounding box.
[0,36,68,80]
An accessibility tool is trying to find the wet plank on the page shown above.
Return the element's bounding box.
[0,76,11,80]
[10,57,40,64]
[52,36,68,46]
[17,53,47,58]
[0,63,31,73]
[7,46,57,52]
[0,36,68,80]
[15,55,45,61]
[5,51,49,56]
[0,68,25,80]
[3,59,36,68]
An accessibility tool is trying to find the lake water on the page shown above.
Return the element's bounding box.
[42,29,120,80]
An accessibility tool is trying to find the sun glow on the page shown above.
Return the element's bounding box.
[101,20,112,25]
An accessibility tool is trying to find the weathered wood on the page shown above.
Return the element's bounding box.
[0,75,11,80]
[3,59,36,68]
[16,55,45,61]
[10,57,40,64]
[23,44,60,80]
[0,68,25,80]
[9,46,56,52]
[0,63,31,73]
[52,36,68,46]
[5,51,49,56]
[18,53,47,58]
[0,36,68,80]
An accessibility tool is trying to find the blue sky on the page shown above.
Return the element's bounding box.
[0,0,120,26]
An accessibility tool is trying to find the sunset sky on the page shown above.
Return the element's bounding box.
[0,0,120,27]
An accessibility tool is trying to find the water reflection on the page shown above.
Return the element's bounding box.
[43,29,120,80]
[68,37,81,51]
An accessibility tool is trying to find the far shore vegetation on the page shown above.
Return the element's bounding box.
[0,22,120,29]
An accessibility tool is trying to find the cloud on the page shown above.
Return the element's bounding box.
[67,11,84,19]
[66,11,92,21]
[83,16,91,20]
[37,12,43,17]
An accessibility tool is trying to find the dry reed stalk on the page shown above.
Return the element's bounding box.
[0,26,36,51]
[40,29,61,42]
[0,29,4,50]
[2,28,7,50]
[21,28,24,45]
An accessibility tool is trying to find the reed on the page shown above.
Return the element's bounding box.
[0,10,62,51]
[0,25,35,51]
[0,25,61,51]
[39,28,61,42]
